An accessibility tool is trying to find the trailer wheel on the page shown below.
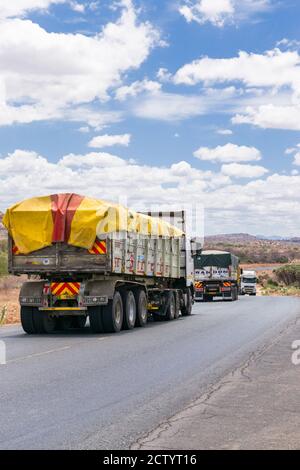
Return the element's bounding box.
[57,316,73,331]
[20,306,37,334]
[181,288,192,316]
[134,289,148,327]
[174,292,180,319]
[33,311,56,334]
[165,292,175,321]
[89,306,104,333]
[121,290,136,330]
[72,316,87,329]
[102,291,123,333]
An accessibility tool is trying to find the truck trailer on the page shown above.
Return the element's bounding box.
[194,250,240,302]
[3,193,200,334]
[240,270,257,296]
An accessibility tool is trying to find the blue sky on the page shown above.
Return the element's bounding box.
[0,0,299,236]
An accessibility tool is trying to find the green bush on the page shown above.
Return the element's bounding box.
[275,264,300,287]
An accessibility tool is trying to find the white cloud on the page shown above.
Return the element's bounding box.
[133,92,206,121]
[216,129,233,135]
[194,143,261,163]
[115,79,161,101]
[88,134,131,148]
[221,163,268,178]
[0,0,66,19]
[0,149,299,236]
[173,47,300,130]
[0,0,160,127]
[232,105,300,131]
[178,0,272,28]
[174,49,300,91]
[293,152,300,166]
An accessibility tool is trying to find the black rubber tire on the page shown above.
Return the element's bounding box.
[181,288,192,316]
[121,290,136,330]
[102,291,123,333]
[174,292,180,319]
[165,292,175,321]
[134,289,148,327]
[72,316,87,329]
[57,316,73,331]
[33,311,56,334]
[20,306,37,334]
[89,306,104,333]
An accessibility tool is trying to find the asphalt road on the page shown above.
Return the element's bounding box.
[0,296,299,450]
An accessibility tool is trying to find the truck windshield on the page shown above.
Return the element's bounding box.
[242,277,256,283]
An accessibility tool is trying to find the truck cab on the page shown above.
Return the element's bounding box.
[240,270,257,296]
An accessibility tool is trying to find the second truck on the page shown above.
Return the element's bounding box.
[194,250,240,302]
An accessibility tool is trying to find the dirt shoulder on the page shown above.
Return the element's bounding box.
[133,311,300,450]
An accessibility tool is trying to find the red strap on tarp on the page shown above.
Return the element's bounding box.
[51,193,84,243]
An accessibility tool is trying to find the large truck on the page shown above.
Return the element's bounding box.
[240,270,257,296]
[194,250,240,302]
[3,193,200,334]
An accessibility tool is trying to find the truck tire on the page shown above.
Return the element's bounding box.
[102,290,123,333]
[165,292,175,321]
[181,289,192,316]
[174,291,180,319]
[134,289,148,327]
[89,306,104,333]
[72,316,87,329]
[33,311,56,334]
[121,290,136,330]
[20,306,37,334]
[57,316,73,331]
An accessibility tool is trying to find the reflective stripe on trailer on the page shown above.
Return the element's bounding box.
[88,239,107,255]
[50,282,80,297]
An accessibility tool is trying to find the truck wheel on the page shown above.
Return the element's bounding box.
[89,306,104,333]
[134,289,148,327]
[57,316,73,331]
[102,291,123,333]
[165,292,175,321]
[181,289,192,316]
[72,316,87,329]
[121,290,136,330]
[33,312,56,334]
[20,306,37,334]
[174,292,180,319]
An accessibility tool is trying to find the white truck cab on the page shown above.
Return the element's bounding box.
[240,270,257,296]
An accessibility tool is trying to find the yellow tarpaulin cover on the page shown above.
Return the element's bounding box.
[3,193,184,254]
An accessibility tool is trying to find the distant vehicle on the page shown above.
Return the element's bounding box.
[4,193,201,334]
[240,270,257,296]
[194,250,240,302]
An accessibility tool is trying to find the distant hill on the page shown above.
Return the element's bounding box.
[204,233,300,264]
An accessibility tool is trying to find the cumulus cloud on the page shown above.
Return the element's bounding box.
[232,105,300,131]
[0,0,66,19]
[194,143,261,163]
[178,0,273,27]
[173,47,300,130]
[0,149,299,236]
[88,134,131,148]
[217,129,233,135]
[115,79,161,101]
[0,0,160,127]
[221,163,268,178]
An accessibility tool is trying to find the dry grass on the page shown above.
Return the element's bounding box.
[0,275,25,325]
